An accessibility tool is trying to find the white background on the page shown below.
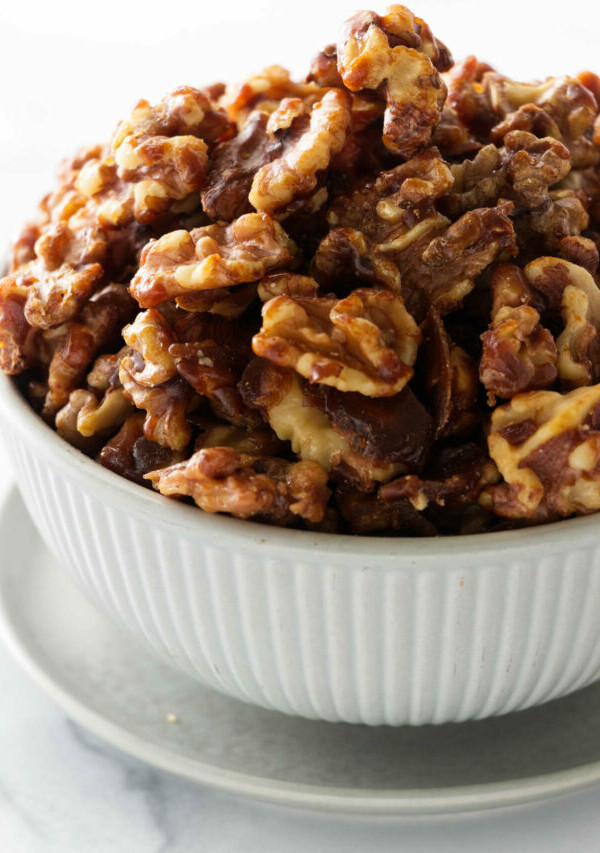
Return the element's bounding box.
[1,0,600,849]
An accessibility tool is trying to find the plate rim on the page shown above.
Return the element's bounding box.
[2,487,600,816]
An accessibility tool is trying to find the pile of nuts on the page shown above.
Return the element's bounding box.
[4,4,600,535]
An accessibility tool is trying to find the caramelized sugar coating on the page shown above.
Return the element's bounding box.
[5,4,600,534]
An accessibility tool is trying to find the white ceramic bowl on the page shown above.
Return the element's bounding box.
[2,372,600,725]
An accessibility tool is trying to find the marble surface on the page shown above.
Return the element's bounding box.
[4,0,600,848]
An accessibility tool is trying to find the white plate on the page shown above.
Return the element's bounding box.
[2,489,600,816]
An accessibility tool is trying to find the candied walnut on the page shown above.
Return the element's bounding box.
[431,107,481,157]
[484,385,600,519]
[240,361,403,485]
[336,483,437,535]
[56,387,132,448]
[130,213,297,308]
[480,264,557,401]
[559,236,599,274]
[43,283,135,417]
[396,205,517,316]
[119,345,194,452]
[525,257,600,387]
[10,223,41,271]
[170,339,259,428]
[446,132,571,216]
[258,273,320,301]
[248,90,352,218]
[487,76,599,170]
[252,288,421,397]
[337,5,452,156]
[0,276,39,373]
[146,447,330,523]
[305,383,433,473]
[312,228,401,292]
[122,308,177,386]
[380,443,498,511]
[174,283,258,316]
[449,63,599,168]
[224,66,325,128]
[97,413,185,485]
[327,146,454,245]
[201,112,280,221]
[111,86,232,224]
[421,308,478,436]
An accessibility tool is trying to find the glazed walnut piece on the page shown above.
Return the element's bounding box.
[111,86,232,224]
[146,446,330,524]
[43,283,136,418]
[248,90,352,218]
[312,227,401,292]
[421,308,478,437]
[395,204,517,316]
[446,132,571,216]
[337,5,452,157]
[97,412,186,486]
[130,213,297,308]
[479,264,558,401]
[252,288,421,397]
[524,257,600,388]
[326,147,454,245]
[483,384,600,519]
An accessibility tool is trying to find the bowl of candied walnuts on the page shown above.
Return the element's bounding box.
[3,5,600,725]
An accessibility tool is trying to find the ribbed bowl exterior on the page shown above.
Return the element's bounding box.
[3,374,600,725]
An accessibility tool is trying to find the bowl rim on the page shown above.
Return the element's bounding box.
[1,370,598,564]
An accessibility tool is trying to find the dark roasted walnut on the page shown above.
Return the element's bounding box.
[336,482,438,535]
[146,446,330,523]
[252,289,421,396]
[337,5,452,156]
[483,384,600,519]
[98,413,186,485]
[312,227,401,292]
[480,264,557,401]
[380,443,498,511]
[421,308,478,437]
[130,213,297,308]
[396,205,517,316]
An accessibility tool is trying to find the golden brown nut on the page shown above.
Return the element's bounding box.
[337,5,452,156]
[249,90,352,217]
[239,361,407,486]
[146,446,330,523]
[480,264,557,401]
[56,388,132,448]
[524,257,600,387]
[483,384,600,519]
[43,283,135,417]
[111,86,232,223]
[257,273,321,301]
[119,356,193,451]
[446,131,571,215]
[224,65,326,128]
[130,213,297,308]
[252,288,420,397]
[122,309,178,387]
[327,146,454,244]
